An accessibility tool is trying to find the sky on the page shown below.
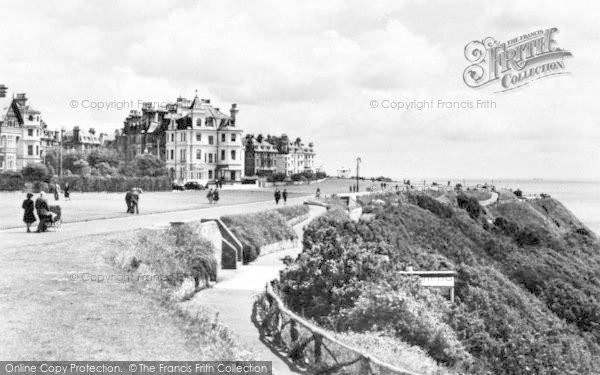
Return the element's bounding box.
[0,0,598,180]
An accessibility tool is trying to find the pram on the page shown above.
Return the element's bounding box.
[46,205,62,231]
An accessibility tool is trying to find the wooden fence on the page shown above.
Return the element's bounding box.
[258,281,423,375]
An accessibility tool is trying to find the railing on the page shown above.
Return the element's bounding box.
[257,281,423,375]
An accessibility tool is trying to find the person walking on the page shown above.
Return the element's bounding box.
[316,187,321,198]
[63,182,70,200]
[22,193,36,233]
[274,189,281,205]
[53,183,60,201]
[125,189,133,213]
[282,189,288,205]
[131,188,141,214]
[35,192,50,233]
[212,189,219,204]
[207,188,214,204]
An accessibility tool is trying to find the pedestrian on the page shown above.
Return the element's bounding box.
[316,187,321,198]
[207,188,214,204]
[274,189,281,205]
[63,182,70,200]
[125,189,133,213]
[22,193,36,233]
[282,189,288,205]
[349,185,353,192]
[53,182,60,201]
[131,188,141,214]
[212,189,219,204]
[35,192,51,233]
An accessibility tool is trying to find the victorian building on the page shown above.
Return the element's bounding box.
[244,134,315,177]
[165,96,243,183]
[0,93,57,172]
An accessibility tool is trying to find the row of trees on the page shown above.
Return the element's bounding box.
[41,148,166,179]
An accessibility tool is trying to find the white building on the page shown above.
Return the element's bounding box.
[0,93,55,172]
[165,95,244,184]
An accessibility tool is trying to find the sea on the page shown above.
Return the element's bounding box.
[401,179,600,235]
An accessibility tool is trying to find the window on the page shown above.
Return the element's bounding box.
[27,145,33,156]
[196,133,201,142]
[171,133,174,142]
[196,119,202,127]
[196,149,201,160]
[208,170,213,179]
[170,149,174,160]
[230,171,236,181]
[208,153,213,163]
[221,150,225,160]
[28,129,33,136]
[221,134,226,142]
[36,145,39,155]
[208,136,214,145]
[231,134,236,142]
[231,150,236,160]
[180,149,186,161]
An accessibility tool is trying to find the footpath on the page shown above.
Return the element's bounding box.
[180,205,327,375]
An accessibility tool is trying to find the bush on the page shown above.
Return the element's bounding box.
[456,193,482,219]
[275,205,310,221]
[0,171,23,190]
[22,163,49,182]
[408,193,453,218]
[513,189,523,197]
[339,280,470,366]
[272,172,287,182]
[221,210,296,263]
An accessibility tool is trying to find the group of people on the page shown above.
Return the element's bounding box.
[51,182,71,201]
[124,188,142,214]
[22,192,58,233]
[206,188,220,204]
[274,188,288,205]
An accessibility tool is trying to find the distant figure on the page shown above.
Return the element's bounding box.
[22,193,36,233]
[207,188,214,204]
[349,185,353,192]
[316,187,321,198]
[274,189,281,205]
[35,192,51,233]
[53,183,60,201]
[282,189,288,205]
[212,189,219,204]
[131,188,141,214]
[63,182,70,200]
[125,190,133,213]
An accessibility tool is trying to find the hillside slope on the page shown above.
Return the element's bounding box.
[279,192,600,374]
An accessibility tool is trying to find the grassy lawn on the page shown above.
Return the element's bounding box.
[0,189,302,230]
[0,231,256,360]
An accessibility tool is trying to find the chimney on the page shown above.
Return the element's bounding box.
[89,128,96,135]
[15,93,27,107]
[230,103,238,125]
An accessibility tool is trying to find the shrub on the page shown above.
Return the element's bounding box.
[0,171,23,190]
[339,280,471,366]
[221,210,296,263]
[272,172,287,182]
[408,193,453,218]
[456,193,482,219]
[22,163,49,182]
[275,205,310,221]
[513,189,523,197]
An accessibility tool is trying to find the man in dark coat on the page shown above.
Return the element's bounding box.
[282,189,288,205]
[35,192,51,232]
[125,190,133,213]
[274,189,281,205]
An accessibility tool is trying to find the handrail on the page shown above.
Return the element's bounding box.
[265,281,423,375]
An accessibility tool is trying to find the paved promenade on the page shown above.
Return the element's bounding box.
[0,196,311,249]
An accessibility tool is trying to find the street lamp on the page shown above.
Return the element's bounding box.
[59,127,65,178]
[356,157,361,192]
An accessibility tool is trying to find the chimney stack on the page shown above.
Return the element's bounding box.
[230,103,238,125]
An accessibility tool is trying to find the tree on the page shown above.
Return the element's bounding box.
[87,148,121,168]
[22,163,48,182]
[134,154,166,177]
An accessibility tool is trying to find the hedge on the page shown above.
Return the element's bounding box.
[0,172,171,192]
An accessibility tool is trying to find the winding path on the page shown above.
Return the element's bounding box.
[180,205,326,375]
[479,192,499,206]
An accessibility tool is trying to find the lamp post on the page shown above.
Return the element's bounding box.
[59,127,65,178]
[356,157,361,192]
